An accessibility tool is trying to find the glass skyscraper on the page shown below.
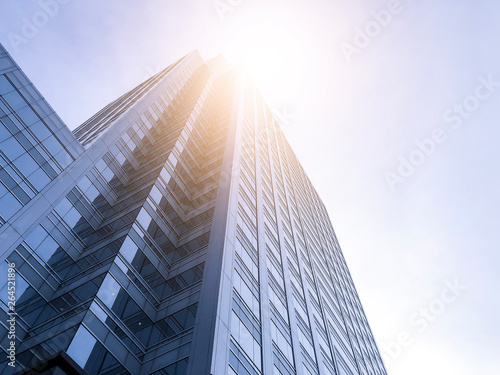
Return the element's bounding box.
[0,43,388,375]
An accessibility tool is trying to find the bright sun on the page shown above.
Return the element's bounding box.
[221,17,309,102]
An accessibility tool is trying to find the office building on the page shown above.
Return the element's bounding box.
[0,44,387,375]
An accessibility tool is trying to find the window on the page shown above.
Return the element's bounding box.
[0,189,22,221]
[25,225,60,262]
[2,90,26,111]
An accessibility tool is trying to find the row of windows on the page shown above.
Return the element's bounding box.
[0,57,221,374]
[75,57,200,146]
[0,74,75,224]
[236,82,388,374]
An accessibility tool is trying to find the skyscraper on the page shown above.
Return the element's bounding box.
[0,43,388,375]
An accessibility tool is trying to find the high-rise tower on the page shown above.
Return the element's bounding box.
[0,44,387,375]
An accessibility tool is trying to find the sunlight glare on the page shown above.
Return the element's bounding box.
[223,17,309,101]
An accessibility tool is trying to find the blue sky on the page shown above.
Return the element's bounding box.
[1,0,499,373]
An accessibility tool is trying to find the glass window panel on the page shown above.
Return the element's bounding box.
[13,152,38,177]
[271,322,294,364]
[66,326,97,368]
[37,234,60,262]
[18,180,35,200]
[269,287,288,322]
[115,151,126,165]
[0,191,22,220]
[29,168,51,191]
[0,75,14,95]
[77,176,91,191]
[150,185,162,204]
[298,327,315,359]
[231,311,261,367]
[64,206,83,228]
[97,274,121,308]
[54,197,72,217]
[77,176,99,202]
[2,90,26,111]
[54,149,72,168]
[84,184,99,202]
[16,106,39,126]
[233,270,259,318]
[119,236,140,264]
[96,159,114,182]
[0,121,11,142]
[1,166,20,187]
[89,301,108,322]
[29,120,51,142]
[235,240,258,280]
[25,225,48,248]
[0,116,20,139]
[0,180,7,199]
[136,208,152,230]
[42,135,64,156]
[1,137,25,160]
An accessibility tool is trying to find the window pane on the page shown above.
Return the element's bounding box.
[2,91,26,111]
[1,137,25,160]
[30,120,51,141]
[0,75,14,95]
[0,191,22,221]
[67,326,97,368]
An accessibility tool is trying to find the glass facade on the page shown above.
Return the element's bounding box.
[0,45,83,227]
[0,44,387,375]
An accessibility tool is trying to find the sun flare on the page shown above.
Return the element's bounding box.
[222,17,310,101]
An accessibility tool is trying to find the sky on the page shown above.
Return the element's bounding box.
[1,0,499,373]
